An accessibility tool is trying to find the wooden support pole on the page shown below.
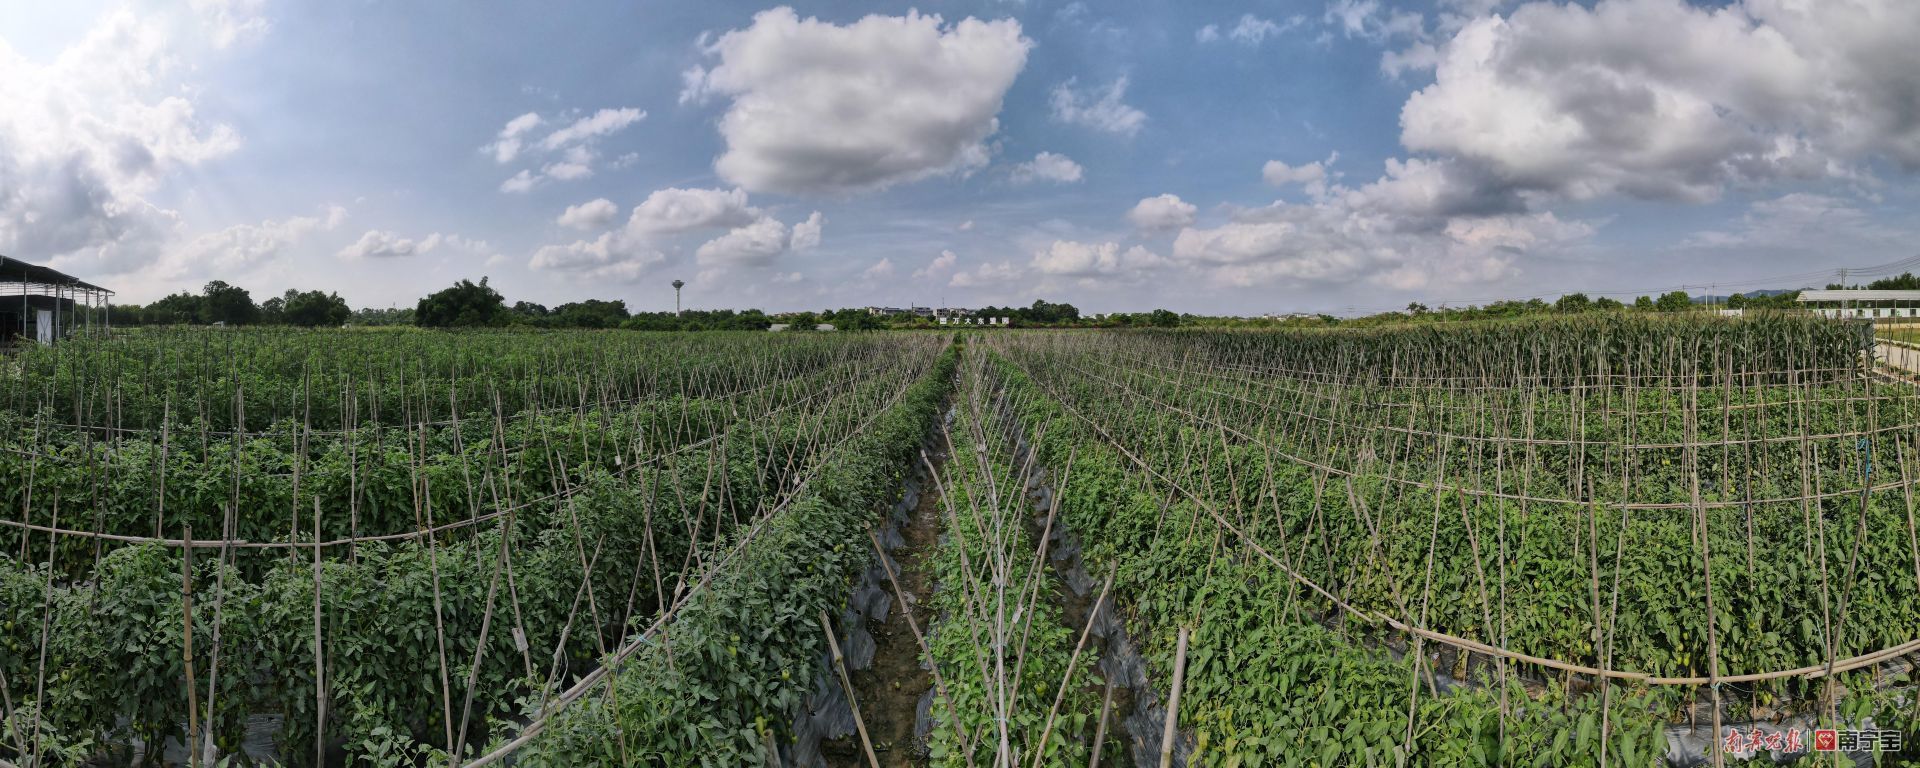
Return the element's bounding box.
[1160,625,1190,768]
[819,610,880,768]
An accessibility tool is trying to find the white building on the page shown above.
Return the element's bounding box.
[1796,290,1920,320]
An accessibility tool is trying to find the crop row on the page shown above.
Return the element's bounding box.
[919,349,1098,766]
[0,328,877,432]
[0,337,944,766]
[0,345,914,575]
[496,343,958,766]
[979,329,1915,766]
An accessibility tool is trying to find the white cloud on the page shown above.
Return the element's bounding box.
[539,108,645,152]
[529,231,666,284]
[557,198,619,230]
[949,259,1022,288]
[626,187,759,235]
[862,258,895,279]
[156,205,344,279]
[484,107,641,191]
[499,170,538,194]
[337,230,430,260]
[696,216,792,267]
[1263,153,1339,197]
[1128,194,1198,231]
[1028,239,1163,279]
[686,7,1031,196]
[484,112,543,164]
[958,220,975,231]
[191,0,269,49]
[1684,193,1905,251]
[914,249,959,279]
[1325,0,1426,44]
[0,8,242,277]
[1010,151,1084,184]
[1398,0,1920,208]
[790,211,824,250]
[1195,25,1221,43]
[1050,76,1147,137]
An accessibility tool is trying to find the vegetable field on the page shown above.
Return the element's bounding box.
[2,314,1918,767]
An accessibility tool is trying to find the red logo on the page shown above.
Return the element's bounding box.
[1813,729,1838,751]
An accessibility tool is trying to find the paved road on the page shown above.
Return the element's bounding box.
[1878,342,1920,376]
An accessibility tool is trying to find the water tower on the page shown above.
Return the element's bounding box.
[672,279,685,316]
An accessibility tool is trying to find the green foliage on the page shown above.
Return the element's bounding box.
[415,277,507,327]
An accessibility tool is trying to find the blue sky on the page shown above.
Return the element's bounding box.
[2,0,1917,315]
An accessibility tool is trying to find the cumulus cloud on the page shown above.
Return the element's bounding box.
[1010,152,1084,184]
[695,216,792,267]
[1127,194,1198,231]
[1397,0,1920,209]
[0,9,242,276]
[1169,188,1591,291]
[949,259,1022,288]
[191,0,270,48]
[914,249,959,279]
[862,258,895,280]
[1029,240,1166,279]
[1199,14,1302,46]
[337,230,432,260]
[685,7,1031,196]
[529,232,666,284]
[1325,0,1426,44]
[1050,77,1147,137]
[484,113,543,164]
[1262,153,1339,197]
[156,205,344,279]
[539,108,645,151]
[557,198,619,230]
[499,170,539,194]
[626,187,760,235]
[790,211,824,250]
[484,107,643,191]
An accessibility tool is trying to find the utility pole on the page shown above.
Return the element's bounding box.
[672,279,685,316]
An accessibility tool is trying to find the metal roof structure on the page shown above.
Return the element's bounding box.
[1797,289,1920,302]
[0,255,113,293]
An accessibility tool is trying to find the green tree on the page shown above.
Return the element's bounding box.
[551,299,630,328]
[1655,290,1693,312]
[147,292,204,324]
[1147,308,1181,327]
[201,281,260,325]
[415,277,506,327]
[1554,293,1593,313]
[282,290,352,327]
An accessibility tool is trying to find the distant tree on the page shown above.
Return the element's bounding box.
[1633,295,1656,311]
[415,277,506,328]
[1594,297,1624,311]
[1655,290,1693,312]
[1726,293,1747,309]
[1406,302,1429,314]
[1147,308,1181,327]
[351,307,414,326]
[1868,272,1920,290]
[1554,293,1593,313]
[147,292,204,324]
[551,299,630,328]
[280,289,351,327]
[202,281,260,325]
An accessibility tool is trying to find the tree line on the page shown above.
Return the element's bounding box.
[108,274,1849,332]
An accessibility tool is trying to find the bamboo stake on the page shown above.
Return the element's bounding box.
[819,610,880,768]
[1159,625,1190,768]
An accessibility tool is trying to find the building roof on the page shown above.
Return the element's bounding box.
[1797,289,1920,302]
[0,255,112,293]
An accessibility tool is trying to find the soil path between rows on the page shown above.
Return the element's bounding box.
[824,445,949,768]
